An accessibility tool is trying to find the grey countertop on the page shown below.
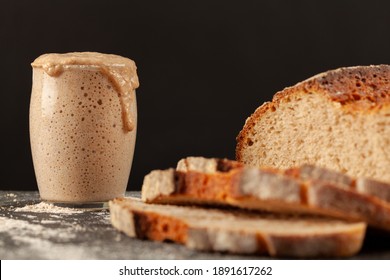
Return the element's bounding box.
[1,191,390,260]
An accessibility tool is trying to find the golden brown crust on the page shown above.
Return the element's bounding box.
[236,102,274,162]
[178,170,236,201]
[236,65,390,161]
[276,65,390,107]
[216,158,245,171]
[132,211,188,243]
[269,227,364,257]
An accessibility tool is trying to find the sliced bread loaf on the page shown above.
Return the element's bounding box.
[142,157,390,230]
[109,197,366,257]
[236,65,390,182]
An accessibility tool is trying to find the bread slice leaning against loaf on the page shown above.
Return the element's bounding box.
[236,65,390,183]
[109,197,366,257]
[142,157,390,231]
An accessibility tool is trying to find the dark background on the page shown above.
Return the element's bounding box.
[1,0,390,191]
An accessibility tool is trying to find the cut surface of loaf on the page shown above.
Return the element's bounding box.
[109,197,366,257]
[142,157,390,231]
[236,65,390,182]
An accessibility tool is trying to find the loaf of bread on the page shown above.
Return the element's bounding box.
[109,197,366,257]
[236,65,390,182]
[142,157,390,230]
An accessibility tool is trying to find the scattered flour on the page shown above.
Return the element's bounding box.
[0,216,77,241]
[0,216,106,259]
[0,195,112,259]
[14,202,84,214]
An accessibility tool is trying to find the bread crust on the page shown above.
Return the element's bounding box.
[236,65,390,161]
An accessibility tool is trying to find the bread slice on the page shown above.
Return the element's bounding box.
[142,157,390,231]
[179,157,390,202]
[287,163,390,203]
[236,65,390,183]
[109,197,366,257]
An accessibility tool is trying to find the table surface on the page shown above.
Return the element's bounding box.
[1,191,390,260]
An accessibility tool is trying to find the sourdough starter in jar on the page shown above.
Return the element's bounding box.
[30,52,139,205]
